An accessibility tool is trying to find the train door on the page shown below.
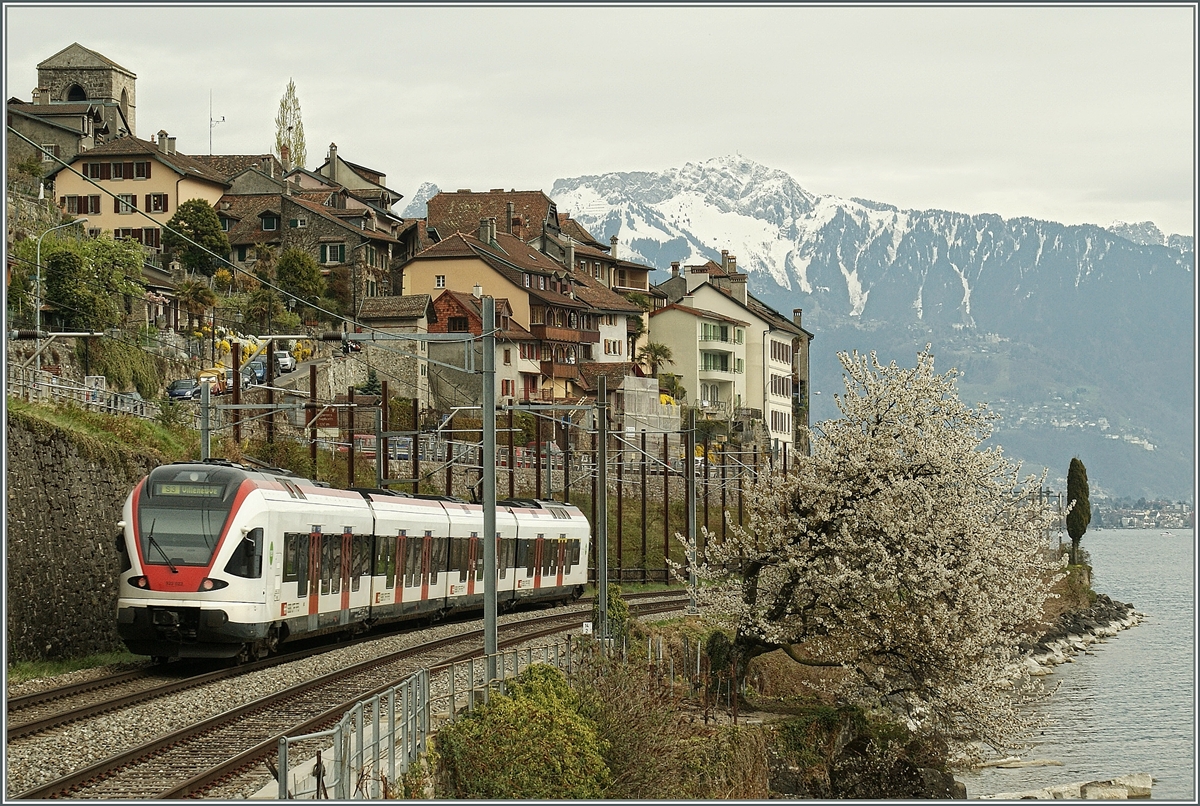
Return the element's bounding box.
[533,533,544,589]
[339,527,352,619]
[420,531,432,601]
[307,526,322,620]
[466,533,479,596]
[395,530,406,604]
[556,534,566,587]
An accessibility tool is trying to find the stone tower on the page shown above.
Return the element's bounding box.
[36,43,136,137]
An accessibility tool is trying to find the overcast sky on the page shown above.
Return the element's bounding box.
[5,4,1195,236]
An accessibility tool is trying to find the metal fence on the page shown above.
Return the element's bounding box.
[274,639,582,800]
[5,365,207,430]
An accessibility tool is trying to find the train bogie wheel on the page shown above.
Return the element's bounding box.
[152,656,170,666]
[264,626,280,656]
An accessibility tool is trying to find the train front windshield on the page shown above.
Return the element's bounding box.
[137,465,242,567]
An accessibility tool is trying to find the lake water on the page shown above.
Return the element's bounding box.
[960,528,1196,800]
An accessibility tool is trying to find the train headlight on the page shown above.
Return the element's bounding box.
[198,578,228,591]
[130,576,150,589]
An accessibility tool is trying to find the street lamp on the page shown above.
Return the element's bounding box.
[35,217,88,378]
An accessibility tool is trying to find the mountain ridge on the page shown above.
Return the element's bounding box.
[549,156,1195,500]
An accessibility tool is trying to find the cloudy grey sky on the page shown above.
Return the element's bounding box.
[5,4,1195,236]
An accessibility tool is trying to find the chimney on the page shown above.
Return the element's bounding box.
[513,215,522,239]
[729,255,737,275]
[609,235,618,260]
[565,238,575,271]
[157,130,169,153]
[792,308,803,330]
[33,87,50,105]
[328,142,338,183]
[479,218,490,242]
[489,217,497,243]
[506,201,515,234]
[721,249,729,271]
[671,261,680,277]
[280,144,291,173]
[730,273,747,304]
[264,158,273,179]
[167,136,177,154]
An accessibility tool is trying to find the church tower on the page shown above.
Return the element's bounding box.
[36,43,136,137]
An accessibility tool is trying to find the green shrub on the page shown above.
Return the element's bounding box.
[591,583,631,642]
[503,663,578,710]
[436,694,609,798]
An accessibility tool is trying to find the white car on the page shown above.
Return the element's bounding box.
[274,351,297,374]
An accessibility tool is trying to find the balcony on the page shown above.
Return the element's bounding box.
[540,360,580,381]
[530,323,599,343]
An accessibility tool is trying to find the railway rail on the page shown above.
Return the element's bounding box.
[11,592,687,799]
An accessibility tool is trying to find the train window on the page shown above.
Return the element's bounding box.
[284,533,309,597]
[378,535,398,589]
[351,535,372,591]
[500,538,516,578]
[321,534,340,595]
[405,536,422,587]
[451,537,468,583]
[224,527,263,579]
[430,537,447,585]
[569,539,581,568]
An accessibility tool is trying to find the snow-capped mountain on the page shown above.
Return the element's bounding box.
[401,182,441,219]
[550,157,1195,500]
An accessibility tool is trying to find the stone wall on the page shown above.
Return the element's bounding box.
[5,410,162,662]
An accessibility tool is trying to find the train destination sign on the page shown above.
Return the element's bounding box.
[153,482,225,498]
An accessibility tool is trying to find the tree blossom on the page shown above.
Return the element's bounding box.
[689,347,1064,755]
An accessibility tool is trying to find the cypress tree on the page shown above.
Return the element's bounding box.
[1066,456,1091,565]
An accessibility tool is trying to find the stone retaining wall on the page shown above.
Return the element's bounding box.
[6,411,163,662]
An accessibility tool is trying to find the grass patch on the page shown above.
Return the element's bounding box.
[7,651,144,685]
[7,396,196,462]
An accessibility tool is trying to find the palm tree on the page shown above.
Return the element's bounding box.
[247,287,284,335]
[636,341,674,377]
[176,278,217,333]
[659,372,687,403]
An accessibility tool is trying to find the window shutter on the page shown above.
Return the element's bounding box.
[52,145,60,157]
[145,161,151,179]
[320,245,327,263]
[124,162,134,178]
[132,229,142,242]
[59,197,66,208]
[162,195,168,213]
[131,195,138,210]
[145,194,152,211]
[100,162,110,180]
[114,196,121,213]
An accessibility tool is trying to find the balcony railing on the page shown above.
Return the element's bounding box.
[530,323,599,343]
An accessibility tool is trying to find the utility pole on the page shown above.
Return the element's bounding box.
[482,294,498,680]
[686,406,697,613]
[596,375,609,646]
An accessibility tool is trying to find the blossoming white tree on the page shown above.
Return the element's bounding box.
[691,348,1063,755]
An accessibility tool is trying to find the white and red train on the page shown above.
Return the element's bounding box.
[117,460,590,662]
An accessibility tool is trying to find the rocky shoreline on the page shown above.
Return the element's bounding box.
[1022,594,1143,676]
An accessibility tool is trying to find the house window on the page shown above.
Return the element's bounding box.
[539,275,546,290]
[111,162,124,180]
[40,144,57,162]
[134,160,151,179]
[86,162,106,180]
[237,246,248,262]
[503,348,512,365]
[520,343,536,360]
[262,216,279,231]
[62,195,79,214]
[501,379,515,396]
[142,227,161,250]
[320,243,345,263]
[221,218,232,231]
[115,194,136,214]
[524,273,530,287]
[147,193,169,213]
[448,316,469,332]
[435,275,446,289]
[289,217,308,228]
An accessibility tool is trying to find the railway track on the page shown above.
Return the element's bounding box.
[12,593,688,799]
[6,588,677,742]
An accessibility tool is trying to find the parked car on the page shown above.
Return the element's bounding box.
[225,368,250,392]
[166,378,201,401]
[274,350,297,374]
[247,360,266,384]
